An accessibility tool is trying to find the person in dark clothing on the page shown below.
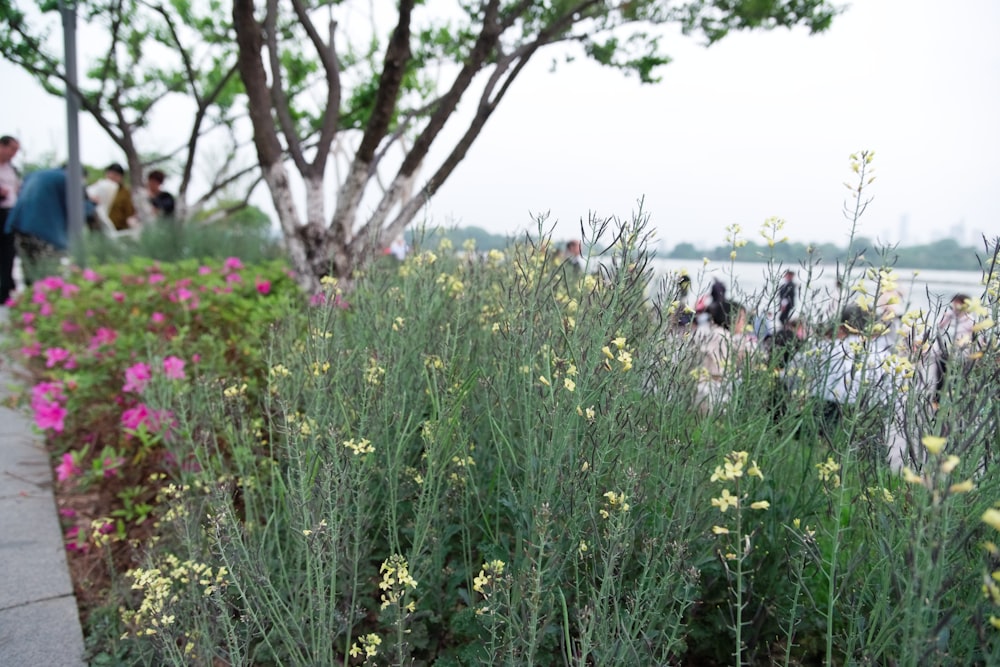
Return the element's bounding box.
[0,135,21,304]
[146,169,176,217]
[778,269,796,328]
[706,279,734,330]
[5,167,69,284]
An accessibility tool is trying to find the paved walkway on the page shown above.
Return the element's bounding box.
[0,307,87,666]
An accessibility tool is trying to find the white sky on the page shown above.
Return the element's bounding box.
[4,0,999,249]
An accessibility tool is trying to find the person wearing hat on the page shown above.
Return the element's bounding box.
[87,162,137,232]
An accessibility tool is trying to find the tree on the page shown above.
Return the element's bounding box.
[0,0,250,219]
[232,0,840,290]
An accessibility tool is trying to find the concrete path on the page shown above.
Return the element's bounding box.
[0,307,87,666]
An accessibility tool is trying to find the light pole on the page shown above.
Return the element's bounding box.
[60,0,86,267]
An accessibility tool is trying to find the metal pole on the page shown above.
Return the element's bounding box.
[61,0,86,268]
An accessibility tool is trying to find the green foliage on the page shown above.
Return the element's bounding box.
[6,211,1000,665]
[78,219,283,265]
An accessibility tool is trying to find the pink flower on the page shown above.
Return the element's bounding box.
[64,526,89,553]
[191,354,201,363]
[121,403,151,430]
[151,312,165,323]
[225,272,242,285]
[31,381,65,407]
[35,400,67,432]
[61,320,79,334]
[55,452,81,481]
[123,362,152,393]
[88,327,118,351]
[148,273,165,284]
[44,347,71,368]
[121,404,174,436]
[31,290,48,304]
[223,257,244,271]
[174,287,193,302]
[255,278,272,295]
[198,265,213,275]
[36,276,66,292]
[112,291,126,303]
[81,268,100,282]
[21,311,35,325]
[21,342,41,358]
[59,508,77,518]
[39,302,53,316]
[163,356,186,380]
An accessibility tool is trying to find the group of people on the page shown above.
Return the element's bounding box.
[673,269,992,469]
[0,134,176,304]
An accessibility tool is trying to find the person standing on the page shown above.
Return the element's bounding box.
[564,239,585,272]
[778,269,797,328]
[5,167,69,285]
[0,136,21,304]
[87,162,137,232]
[146,169,176,218]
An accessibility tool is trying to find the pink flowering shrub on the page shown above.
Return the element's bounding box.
[1,257,300,558]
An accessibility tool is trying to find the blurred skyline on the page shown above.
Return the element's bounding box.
[2,0,998,249]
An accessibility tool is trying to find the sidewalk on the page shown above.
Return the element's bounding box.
[0,307,87,666]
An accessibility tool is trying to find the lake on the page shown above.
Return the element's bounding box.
[641,257,988,317]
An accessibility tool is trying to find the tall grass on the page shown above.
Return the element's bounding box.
[91,208,1000,665]
[6,159,1000,664]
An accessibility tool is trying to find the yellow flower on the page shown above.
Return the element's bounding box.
[902,467,924,485]
[940,455,960,475]
[711,489,738,513]
[750,500,770,510]
[563,378,576,392]
[746,461,763,480]
[612,336,627,350]
[473,571,490,594]
[601,346,614,360]
[712,525,730,535]
[972,317,995,334]
[991,616,1000,631]
[538,375,551,387]
[617,350,633,371]
[949,479,975,494]
[922,434,947,456]
[983,509,1000,532]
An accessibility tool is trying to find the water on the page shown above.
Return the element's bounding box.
[643,257,988,317]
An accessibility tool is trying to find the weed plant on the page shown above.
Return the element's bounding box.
[3,156,1000,665]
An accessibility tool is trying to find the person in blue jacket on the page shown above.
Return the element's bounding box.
[4,167,69,285]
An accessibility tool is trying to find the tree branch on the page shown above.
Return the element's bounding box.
[265,0,307,172]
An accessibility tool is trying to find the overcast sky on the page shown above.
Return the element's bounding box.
[4,0,998,250]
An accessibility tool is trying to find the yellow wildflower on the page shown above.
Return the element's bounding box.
[983,509,1000,532]
[949,479,975,494]
[922,435,947,456]
[711,489,738,513]
[940,455,960,475]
